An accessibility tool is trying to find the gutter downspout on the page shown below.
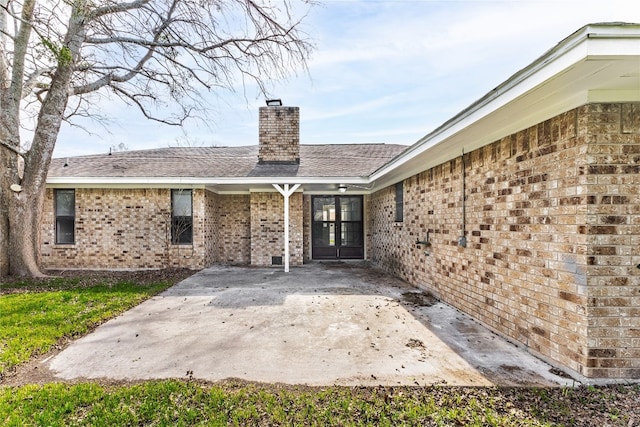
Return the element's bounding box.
[273,183,301,272]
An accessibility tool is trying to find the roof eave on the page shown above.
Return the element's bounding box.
[369,22,640,190]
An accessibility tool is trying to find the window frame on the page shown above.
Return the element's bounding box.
[395,181,404,222]
[54,189,75,244]
[171,189,193,245]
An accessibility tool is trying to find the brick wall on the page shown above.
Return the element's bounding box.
[250,192,303,266]
[41,188,213,269]
[258,106,300,163]
[217,194,251,264]
[368,103,640,379]
[302,194,312,262]
[584,103,640,378]
[204,190,219,266]
[40,188,303,270]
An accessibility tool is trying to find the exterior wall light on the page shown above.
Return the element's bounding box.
[338,185,347,193]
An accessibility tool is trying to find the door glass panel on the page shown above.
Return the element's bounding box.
[313,222,335,246]
[340,197,362,221]
[340,222,363,246]
[313,197,335,222]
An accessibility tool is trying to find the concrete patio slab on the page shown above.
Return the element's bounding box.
[45,263,573,386]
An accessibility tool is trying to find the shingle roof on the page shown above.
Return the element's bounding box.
[47,144,407,180]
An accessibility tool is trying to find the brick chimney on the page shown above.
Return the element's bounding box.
[258,101,300,164]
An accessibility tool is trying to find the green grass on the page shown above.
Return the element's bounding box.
[3,381,637,426]
[0,279,172,376]
[0,381,558,426]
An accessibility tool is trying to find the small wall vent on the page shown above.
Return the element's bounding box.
[272,256,283,266]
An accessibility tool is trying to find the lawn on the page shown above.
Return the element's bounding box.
[1,380,638,426]
[1,272,638,426]
[0,270,189,377]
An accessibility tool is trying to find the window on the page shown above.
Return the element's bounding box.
[395,181,404,222]
[55,189,75,244]
[171,189,193,244]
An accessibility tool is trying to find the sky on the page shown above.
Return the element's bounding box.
[51,0,640,158]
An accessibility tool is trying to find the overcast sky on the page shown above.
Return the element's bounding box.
[52,0,640,158]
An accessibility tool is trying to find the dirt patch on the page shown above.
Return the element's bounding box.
[549,367,574,379]
[500,365,523,373]
[481,364,558,387]
[402,291,438,307]
[406,338,426,349]
[2,348,68,386]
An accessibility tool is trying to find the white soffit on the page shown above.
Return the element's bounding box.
[370,23,640,189]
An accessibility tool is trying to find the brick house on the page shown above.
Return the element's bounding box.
[44,23,639,380]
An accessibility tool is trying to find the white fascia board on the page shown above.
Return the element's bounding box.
[46,176,371,187]
[46,177,218,186]
[370,23,640,185]
[46,181,208,189]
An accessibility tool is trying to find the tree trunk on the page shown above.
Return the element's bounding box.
[0,150,44,277]
[0,5,85,277]
[7,190,44,277]
[0,156,11,276]
[0,208,8,277]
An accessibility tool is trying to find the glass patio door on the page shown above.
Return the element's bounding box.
[312,196,363,259]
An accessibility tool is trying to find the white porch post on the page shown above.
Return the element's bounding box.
[273,183,301,272]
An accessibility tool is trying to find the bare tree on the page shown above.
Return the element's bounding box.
[0,0,313,276]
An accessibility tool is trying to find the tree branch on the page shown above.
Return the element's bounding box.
[22,66,55,98]
[0,138,22,154]
[71,0,183,95]
[88,0,152,20]
[111,84,190,126]
[8,0,35,110]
